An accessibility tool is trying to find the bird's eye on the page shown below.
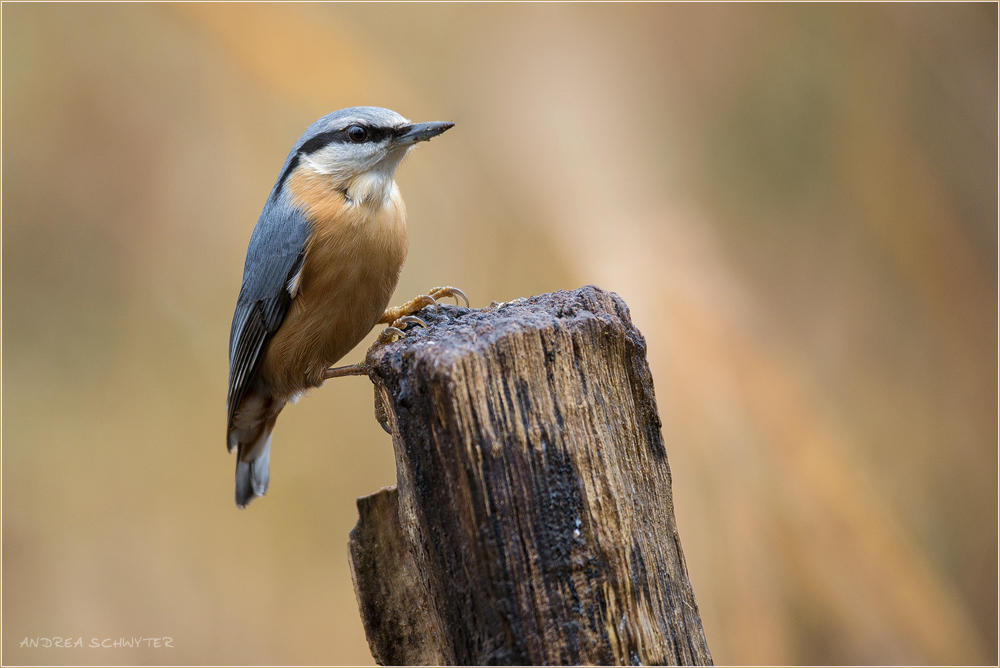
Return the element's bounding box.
[347,126,368,143]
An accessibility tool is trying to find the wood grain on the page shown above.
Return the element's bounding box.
[349,285,712,665]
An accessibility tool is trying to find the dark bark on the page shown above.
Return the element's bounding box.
[348,285,712,666]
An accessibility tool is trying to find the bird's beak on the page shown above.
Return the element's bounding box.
[395,121,455,146]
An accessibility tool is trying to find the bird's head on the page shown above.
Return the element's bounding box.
[285,106,453,206]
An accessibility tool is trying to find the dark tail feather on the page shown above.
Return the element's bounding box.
[235,436,271,508]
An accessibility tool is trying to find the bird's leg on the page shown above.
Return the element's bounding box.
[324,316,431,377]
[327,289,470,376]
[324,363,368,379]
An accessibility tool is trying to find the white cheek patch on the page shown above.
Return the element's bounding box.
[304,142,382,180]
[301,153,331,175]
[302,149,353,179]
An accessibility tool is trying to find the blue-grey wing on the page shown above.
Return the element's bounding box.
[227,199,311,433]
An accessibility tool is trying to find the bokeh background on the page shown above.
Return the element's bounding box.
[3,3,996,665]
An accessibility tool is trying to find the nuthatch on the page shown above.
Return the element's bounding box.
[227,107,463,508]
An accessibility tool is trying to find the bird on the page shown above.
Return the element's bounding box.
[226,106,464,508]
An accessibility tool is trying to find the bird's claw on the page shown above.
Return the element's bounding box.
[376,314,428,345]
[412,294,439,314]
[376,325,407,345]
[396,315,428,329]
[428,286,469,307]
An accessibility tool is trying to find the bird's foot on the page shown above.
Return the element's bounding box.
[375,315,427,345]
[379,286,469,325]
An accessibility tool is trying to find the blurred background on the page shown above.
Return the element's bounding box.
[3,3,996,665]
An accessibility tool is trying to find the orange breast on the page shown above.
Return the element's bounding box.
[259,166,408,397]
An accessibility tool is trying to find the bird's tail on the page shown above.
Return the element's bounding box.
[235,425,273,508]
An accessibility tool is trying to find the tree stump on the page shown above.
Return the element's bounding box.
[348,285,712,666]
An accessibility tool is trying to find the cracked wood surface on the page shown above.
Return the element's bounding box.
[348,285,712,666]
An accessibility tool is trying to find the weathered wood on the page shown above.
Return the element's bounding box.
[348,487,448,665]
[349,285,712,665]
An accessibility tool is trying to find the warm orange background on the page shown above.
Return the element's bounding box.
[3,3,996,665]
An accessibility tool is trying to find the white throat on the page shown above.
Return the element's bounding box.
[305,146,411,206]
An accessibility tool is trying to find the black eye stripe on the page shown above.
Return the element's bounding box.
[273,123,402,201]
[297,131,340,155]
[298,125,394,154]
